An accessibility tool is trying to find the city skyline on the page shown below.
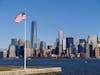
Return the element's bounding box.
[1,32,100,59]
[0,0,100,48]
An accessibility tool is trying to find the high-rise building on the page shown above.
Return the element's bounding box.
[58,31,64,45]
[78,39,86,53]
[16,39,24,58]
[26,40,30,48]
[51,42,56,49]
[62,39,66,51]
[97,36,100,43]
[8,44,16,58]
[95,43,100,58]
[40,41,47,51]
[66,37,74,55]
[26,48,31,58]
[86,42,90,58]
[26,40,31,58]
[56,38,59,47]
[11,38,18,45]
[37,39,40,50]
[66,37,74,48]
[87,35,97,57]
[18,39,24,46]
[11,38,18,58]
[75,37,79,54]
[31,21,37,49]
[40,41,47,57]
[58,31,64,56]
[87,35,97,49]
[62,39,66,56]
[55,38,59,55]
[77,39,86,58]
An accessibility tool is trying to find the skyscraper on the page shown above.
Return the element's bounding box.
[86,42,90,58]
[58,31,64,56]
[11,38,18,46]
[40,41,47,51]
[40,41,47,57]
[95,43,100,58]
[78,39,86,53]
[66,37,74,48]
[31,21,37,49]
[66,37,74,55]
[87,35,97,57]
[26,40,30,48]
[8,44,16,58]
[58,31,64,45]
[75,37,79,54]
[62,39,66,51]
[97,36,100,43]
[37,39,40,50]
[18,39,24,46]
[87,35,97,49]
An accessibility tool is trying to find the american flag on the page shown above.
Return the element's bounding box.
[15,12,26,23]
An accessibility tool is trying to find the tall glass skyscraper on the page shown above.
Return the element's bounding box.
[58,31,64,45]
[31,21,37,49]
[58,31,64,55]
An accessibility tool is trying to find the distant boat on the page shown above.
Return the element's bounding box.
[85,61,88,63]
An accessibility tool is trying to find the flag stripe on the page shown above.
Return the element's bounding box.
[15,12,26,23]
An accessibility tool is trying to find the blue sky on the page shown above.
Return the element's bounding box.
[0,0,100,48]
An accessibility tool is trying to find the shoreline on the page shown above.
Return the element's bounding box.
[0,67,62,75]
[1,57,99,60]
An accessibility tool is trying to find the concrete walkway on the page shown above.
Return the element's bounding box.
[0,67,62,75]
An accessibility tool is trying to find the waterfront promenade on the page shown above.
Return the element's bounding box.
[0,67,61,75]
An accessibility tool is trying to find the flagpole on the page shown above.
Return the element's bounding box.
[24,13,26,71]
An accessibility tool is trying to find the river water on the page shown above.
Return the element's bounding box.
[0,58,100,75]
